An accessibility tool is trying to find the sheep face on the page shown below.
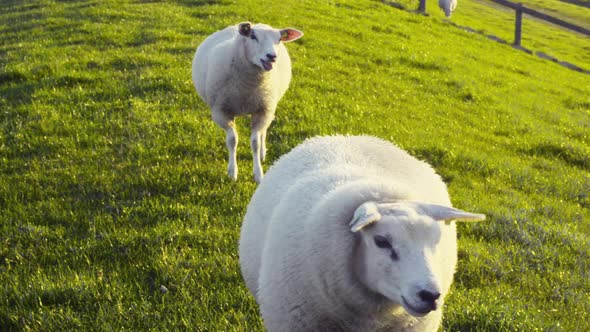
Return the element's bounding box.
[350,201,485,317]
[238,22,303,71]
[355,211,443,317]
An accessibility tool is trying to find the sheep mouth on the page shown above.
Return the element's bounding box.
[260,59,273,71]
[401,296,434,317]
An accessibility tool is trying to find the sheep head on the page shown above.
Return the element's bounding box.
[238,22,303,71]
[350,201,485,317]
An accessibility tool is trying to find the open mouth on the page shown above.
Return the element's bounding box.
[260,59,273,71]
[401,296,433,317]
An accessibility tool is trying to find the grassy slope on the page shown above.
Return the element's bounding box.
[1,0,589,331]
[453,0,590,68]
[520,0,590,27]
[393,0,590,68]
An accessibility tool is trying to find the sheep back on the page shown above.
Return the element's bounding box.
[239,135,455,331]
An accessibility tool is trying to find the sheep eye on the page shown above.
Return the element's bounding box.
[390,249,399,261]
[250,33,258,42]
[373,235,391,249]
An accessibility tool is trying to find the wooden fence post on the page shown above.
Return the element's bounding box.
[418,0,426,13]
[514,3,523,46]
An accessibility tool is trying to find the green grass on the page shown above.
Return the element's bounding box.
[520,0,590,27]
[1,0,589,331]
[390,0,590,68]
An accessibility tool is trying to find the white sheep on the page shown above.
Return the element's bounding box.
[239,135,485,331]
[439,0,458,18]
[192,22,303,183]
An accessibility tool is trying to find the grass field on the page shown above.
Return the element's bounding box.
[392,0,590,68]
[1,0,589,331]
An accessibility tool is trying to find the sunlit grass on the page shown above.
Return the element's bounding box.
[1,0,589,331]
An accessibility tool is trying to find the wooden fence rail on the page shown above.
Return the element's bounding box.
[490,0,590,46]
[417,0,590,46]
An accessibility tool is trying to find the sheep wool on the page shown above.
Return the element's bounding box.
[239,135,485,331]
[192,22,303,183]
[439,0,458,18]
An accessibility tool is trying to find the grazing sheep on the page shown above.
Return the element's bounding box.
[439,0,457,18]
[192,22,303,183]
[239,135,485,331]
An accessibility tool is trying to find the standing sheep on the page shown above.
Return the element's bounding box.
[239,135,485,331]
[192,22,303,183]
[439,0,458,18]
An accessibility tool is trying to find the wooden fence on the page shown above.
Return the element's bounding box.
[489,0,590,46]
[417,0,590,46]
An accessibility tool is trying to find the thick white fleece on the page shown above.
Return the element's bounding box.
[192,23,299,183]
[439,0,458,18]
[239,136,484,331]
[192,23,292,117]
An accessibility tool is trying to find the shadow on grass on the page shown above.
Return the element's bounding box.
[176,0,232,7]
[399,56,449,72]
[0,80,36,108]
[412,146,497,185]
[520,142,589,170]
[0,310,20,331]
[563,96,590,110]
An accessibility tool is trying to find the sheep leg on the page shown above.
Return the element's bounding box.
[212,110,238,180]
[260,129,267,162]
[250,131,263,183]
[260,113,274,162]
[251,112,273,184]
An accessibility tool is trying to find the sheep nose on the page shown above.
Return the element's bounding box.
[266,53,277,62]
[418,290,440,309]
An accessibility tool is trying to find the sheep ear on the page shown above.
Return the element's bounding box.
[350,202,382,233]
[413,202,486,225]
[280,28,303,42]
[239,22,252,37]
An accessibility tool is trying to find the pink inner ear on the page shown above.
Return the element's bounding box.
[281,29,303,42]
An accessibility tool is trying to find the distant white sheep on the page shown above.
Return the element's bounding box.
[192,22,303,183]
[239,135,485,331]
[439,0,458,18]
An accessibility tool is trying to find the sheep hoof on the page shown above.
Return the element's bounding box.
[228,165,238,181]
